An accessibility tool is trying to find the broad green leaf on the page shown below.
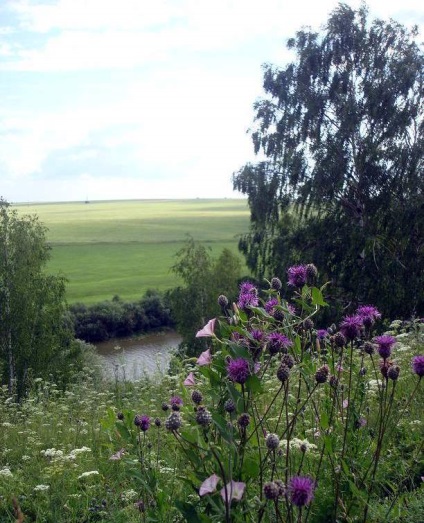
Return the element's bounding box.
[311,287,327,306]
[242,456,260,478]
[245,374,263,394]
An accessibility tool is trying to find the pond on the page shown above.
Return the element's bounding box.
[95,330,182,381]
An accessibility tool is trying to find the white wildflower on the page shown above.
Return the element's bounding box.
[279,438,317,452]
[395,332,409,339]
[41,448,64,459]
[78,471,99,480]
[159,466,175,474]
[121,489,138,502]
[0,467,13,477]
[71,446,91,455]
[34,484,50,492]
[367,380,380,391]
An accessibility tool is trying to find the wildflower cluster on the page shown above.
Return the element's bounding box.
[101,265,423,523]
[142,264,423,523]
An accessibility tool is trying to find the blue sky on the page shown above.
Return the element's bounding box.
[1,0,423,202]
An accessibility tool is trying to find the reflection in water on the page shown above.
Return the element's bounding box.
[95,331,182,381]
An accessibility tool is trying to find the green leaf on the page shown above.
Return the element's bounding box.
[311,287,327,306]
[174,501,200,522]
[320,410,329,430]
[228,343,251,359]
[115,422,133,443]
[212,412,234,443]
[245,374,263,394]
[323,435,333,454]
[180,429,198,444]
[242,456,260,478]
[294,335,302,355]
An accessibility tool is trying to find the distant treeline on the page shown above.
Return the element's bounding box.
[69,290,174,343]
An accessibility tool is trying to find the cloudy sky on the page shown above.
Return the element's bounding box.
[1,0,423,202]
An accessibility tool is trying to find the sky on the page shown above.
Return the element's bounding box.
[1,0,423,203]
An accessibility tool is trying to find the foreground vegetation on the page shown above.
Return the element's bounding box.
[13,199,250,303]
[1,271,423,522]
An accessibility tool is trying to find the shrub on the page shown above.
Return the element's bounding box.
[70,290,173,343]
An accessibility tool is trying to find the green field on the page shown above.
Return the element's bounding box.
[13,199,250,303]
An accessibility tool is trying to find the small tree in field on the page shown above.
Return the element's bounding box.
[0,199,72,398]
[168,236,242,354]
[233,3,424,318]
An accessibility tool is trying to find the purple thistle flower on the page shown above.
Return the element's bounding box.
[340,315,363,340]
[287,304,297,315]
[237,282,259,309]
[411,355,424,377]
[288,476,315,507]
[239,281,257,294]
[227,358,250,384]
[356,305,381,328]
[373,335,396,359]
[316,329,329,340]
[169,396,183,410]
[266,332,293,355]
[287,265,307,287]
[250,329,264,342]
[135,414,150,432]
[237,292,259,309]
[265,298,278,314]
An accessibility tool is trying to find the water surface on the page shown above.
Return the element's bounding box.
[95,331,182,380]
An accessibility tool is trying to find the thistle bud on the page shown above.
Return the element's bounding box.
[271,277,282,291]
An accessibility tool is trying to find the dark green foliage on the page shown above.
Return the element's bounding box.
[233,3,424,318]
[70,290,173,343]
[0,199,73,398]
[167,236,242,355]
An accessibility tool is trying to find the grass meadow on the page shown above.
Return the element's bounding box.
[13,199,250,303]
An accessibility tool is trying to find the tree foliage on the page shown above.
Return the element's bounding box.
[168,237,242,355]
[233,3,424,317]
[0,199,73,398]
[70,290,173,343]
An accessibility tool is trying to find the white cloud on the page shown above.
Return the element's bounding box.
[1,0,423,202]
[12,0,175,32]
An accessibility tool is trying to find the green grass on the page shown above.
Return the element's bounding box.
[13,199,250,303]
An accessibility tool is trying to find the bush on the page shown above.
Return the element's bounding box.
[69,290,173,343]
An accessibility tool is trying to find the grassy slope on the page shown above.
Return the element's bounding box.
[13,199,250,303]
